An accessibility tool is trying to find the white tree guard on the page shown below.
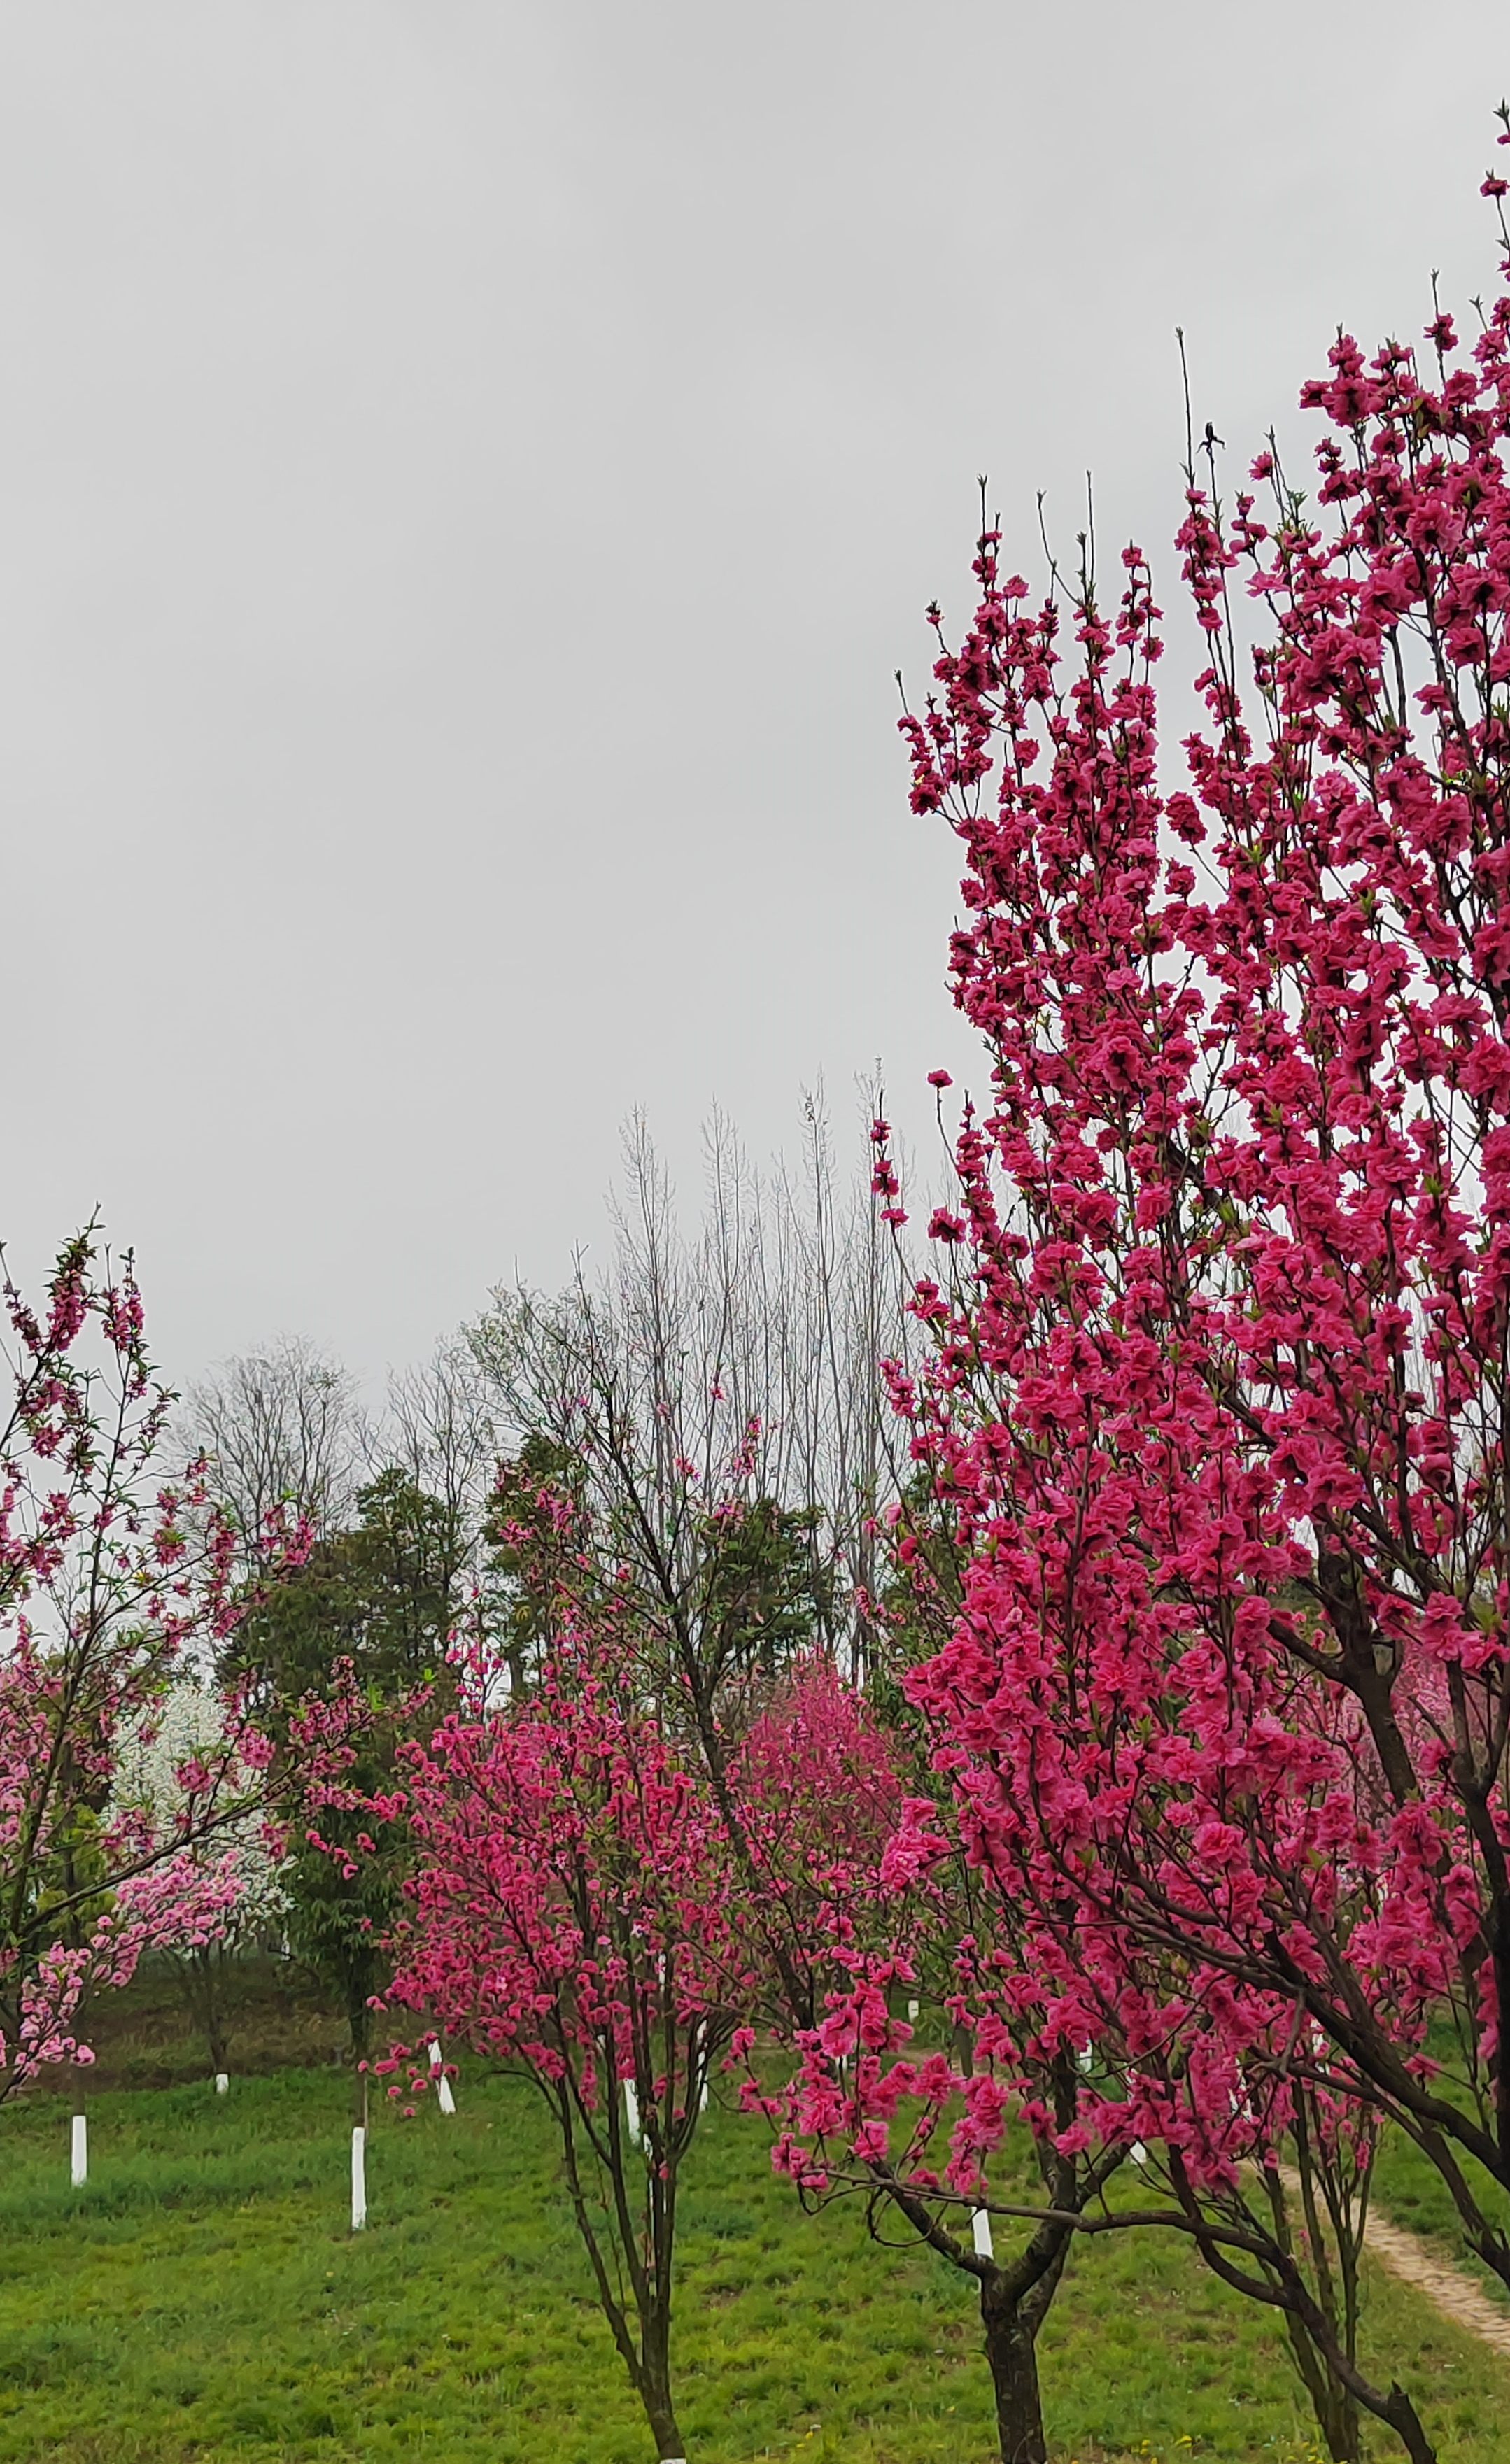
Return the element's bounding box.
[971,2207,994,2260]
[70,2114,87,2189]
[623,2079,641,2148]
[430,2038,456,2116]
[214,2073,230,2095]
[351,2125,367,2230]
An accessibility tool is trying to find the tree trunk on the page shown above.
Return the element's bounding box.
[203,1955,230,2076]
[1285,2290,1362,2461]
[637,2302,684,2460]
[639,2357,684,2462]
[347,1983,371,2065]
[1320,2380,1362,2464]
[980,2276,1047,2464]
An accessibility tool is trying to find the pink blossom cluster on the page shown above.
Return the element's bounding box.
[390,1593,751,2123]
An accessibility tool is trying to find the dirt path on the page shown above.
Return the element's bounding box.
[1272,2162,1510,2358]
[1361,2206,1510,2358]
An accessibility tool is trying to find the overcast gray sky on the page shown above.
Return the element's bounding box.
[4,0,1507,1388]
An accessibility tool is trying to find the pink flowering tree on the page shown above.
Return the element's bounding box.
[480,1421,863,2034]
[724,1650,903,2030]
[388,1591,751,2464]
[730,1651,1136,2464]
[479,1394,1129,2461]
[852,122,1510,2464]
[775,1610,1390,2459]
[729,1515,1382,2459]
[0,1225,334,2093]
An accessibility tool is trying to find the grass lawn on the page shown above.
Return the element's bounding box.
[0,2063,1506,2464]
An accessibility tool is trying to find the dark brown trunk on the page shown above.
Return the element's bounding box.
[202,1953,230,2077]
[348,1984,372,2065]
[639,2326,684,2462]
[1284,2311,1362,2464]
[642,2398,684,2461]
[1320,2381,1362,2464]
[980,2274,1047,2464]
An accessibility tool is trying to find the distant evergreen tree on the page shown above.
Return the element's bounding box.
[230,1469,466,2060]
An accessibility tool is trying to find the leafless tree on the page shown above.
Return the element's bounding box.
[386,1340,497,1528]
[383,1336,500,1590]
[181,1335,368,1543]
[470,1087,918,1683]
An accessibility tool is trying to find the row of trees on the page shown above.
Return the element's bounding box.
[174,1103,914,2059]
[9,123,1510,2464]
[364,140,1510,2464]
[27,1194,1385,2463]
[349,1354,1402,2464]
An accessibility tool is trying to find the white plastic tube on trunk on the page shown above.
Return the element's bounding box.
[429,2038,456,2116]
[214,2073,230,2096]
[971,2206,994,2259]
[623,2080,641,2148]
[70,2114,87,2188]
[351,2125,367,2230]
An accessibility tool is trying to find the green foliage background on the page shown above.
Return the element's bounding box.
[230,1471,465,2058]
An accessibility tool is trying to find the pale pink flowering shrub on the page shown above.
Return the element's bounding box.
[0,1226,332,2095]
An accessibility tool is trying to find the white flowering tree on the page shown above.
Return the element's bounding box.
[114,1682,289,2081]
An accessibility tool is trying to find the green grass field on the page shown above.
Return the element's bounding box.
[1,2060,1508,2464]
